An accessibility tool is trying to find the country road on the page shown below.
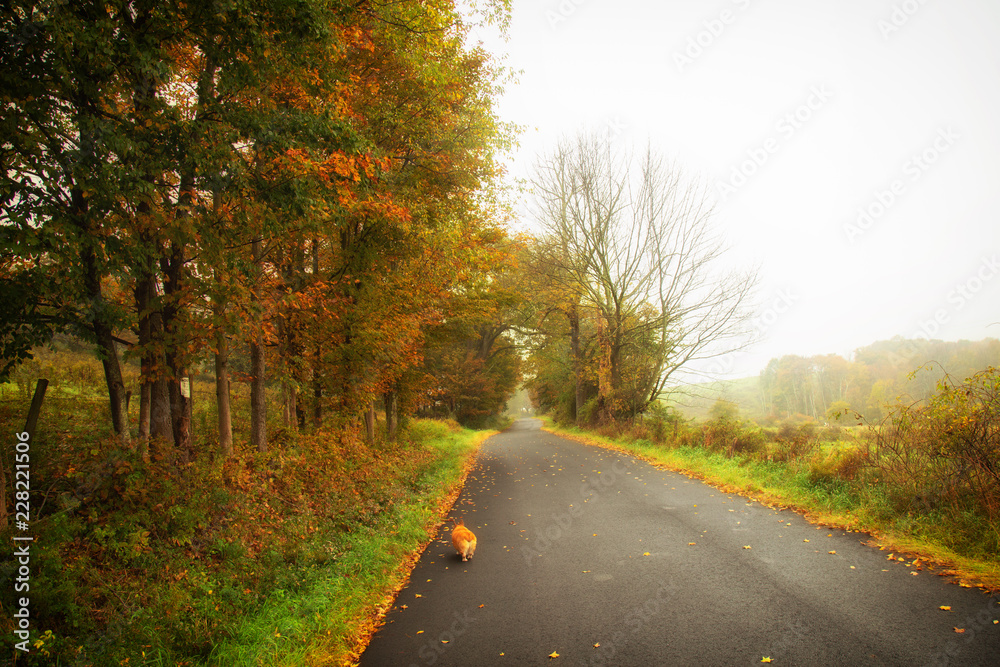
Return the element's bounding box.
[359,419,999,666]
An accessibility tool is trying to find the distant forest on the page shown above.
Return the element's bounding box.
[677,337,1000,423]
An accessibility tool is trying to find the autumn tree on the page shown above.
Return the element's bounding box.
[528,133,756,423]
[1,0,518,451]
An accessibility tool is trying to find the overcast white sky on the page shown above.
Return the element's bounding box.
[467,0,1000,379]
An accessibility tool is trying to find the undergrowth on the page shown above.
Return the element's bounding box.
[0,380,483,666]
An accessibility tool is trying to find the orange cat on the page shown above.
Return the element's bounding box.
[450,518,477,562]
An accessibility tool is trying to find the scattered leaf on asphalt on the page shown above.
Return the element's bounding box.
[688,542,697,546]
[743,545,752,549]
[762,658,772,663]
[548,650,560,658]
[954,627,966,633]
[804,539,809,542]
[415,594,422,598]
[939,606,952,611]
[441,640,449,644]
[829,551,837,555]
[643,552,650,556]
[593,643,600,648]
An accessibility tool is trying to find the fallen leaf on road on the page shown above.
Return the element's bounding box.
[548,650,560,658]
[954,627,965,633]
[415,594,422,598]
[939,606,952,611]
[417,630,423,634]
[643,552,650,556]
[441,640,449,644]
[743,545,752,549]
[761,658,772,663]
[593,643,600,648]
[829,551,837,555]
[912,572,919,576]
[803,539,809,543]
[688,542,696,546]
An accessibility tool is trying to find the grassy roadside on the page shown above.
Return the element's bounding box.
[540,419,1000,593]
[211,421,493,667]
[0,405,491,666]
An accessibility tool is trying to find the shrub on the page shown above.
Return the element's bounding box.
[808,446,866,485]
[865,366,1000,522]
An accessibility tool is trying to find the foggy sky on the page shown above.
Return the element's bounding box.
[468,0,1000,379]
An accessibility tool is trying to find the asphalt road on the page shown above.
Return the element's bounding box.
[359,419,1000,666]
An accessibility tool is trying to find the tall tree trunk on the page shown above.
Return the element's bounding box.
[212,189,233,456]
[365,400,376,444]
[151,375,173,443]
[384,389,398,441]
[250,238,267,453]
[134,275,153,442]
[215,324,233,457]
[162,239,191,456]
[74,185,130,443]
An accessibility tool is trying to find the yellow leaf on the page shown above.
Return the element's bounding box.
[743,545,752,549]
[593,643,600,648]
[442,640,449,644]
[803,539,809,542]
[548,650,560,658]
[939,606,952,611]
[762,658,772,663]
[643,552,650,556]
[688,542,697,546]
[829,551,837,555]
[954,627,966,633]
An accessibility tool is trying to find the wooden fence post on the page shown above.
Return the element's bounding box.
[23,378,48,440]
[2,379,48,530]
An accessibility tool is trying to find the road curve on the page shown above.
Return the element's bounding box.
[360,419,999,666]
